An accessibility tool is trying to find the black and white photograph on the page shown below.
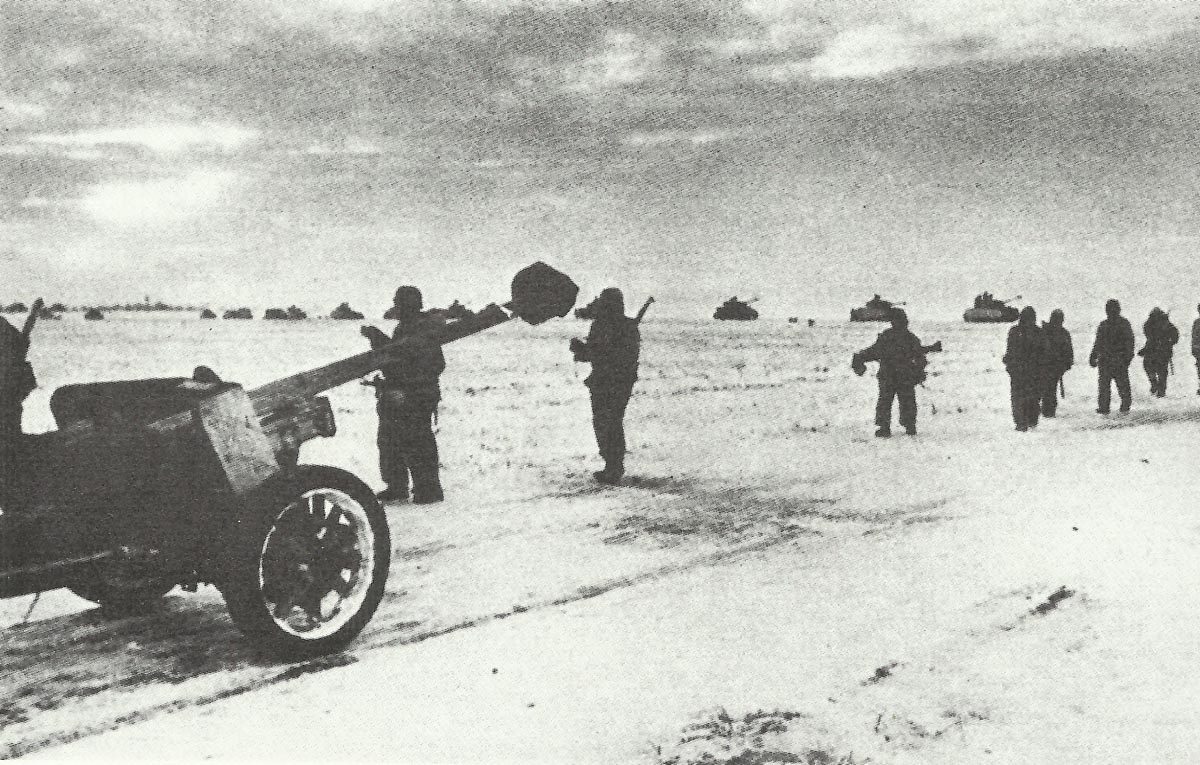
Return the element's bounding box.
[2,0,1199,761]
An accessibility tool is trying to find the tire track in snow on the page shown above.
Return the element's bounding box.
[3,481,849,759]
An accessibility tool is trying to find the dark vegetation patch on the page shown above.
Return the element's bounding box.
[1029,586,1075,616]
[862,662,901,685]
[656,707,864,765]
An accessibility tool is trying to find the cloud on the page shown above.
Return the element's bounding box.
[622,127,741,147]
[3,0,1200,310]
[744,0,1196,81]
[81,169,237,226]
[558,32,665,92]
[29,122,258,155]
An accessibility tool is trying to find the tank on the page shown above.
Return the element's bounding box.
[713,297,759,321]
[850,295,900,322]
[963,292,1019,323]
[330,302,365,320]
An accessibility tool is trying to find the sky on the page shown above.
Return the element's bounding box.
[2,0,1199,319]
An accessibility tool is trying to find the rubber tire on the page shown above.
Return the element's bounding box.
[220,465,391,659]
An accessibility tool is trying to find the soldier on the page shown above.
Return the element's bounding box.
[1088,298,1135,414]
[1039,309,1074,417]
[1138,307,1178,397]
[1004,306,1047,431]
[0,311,36,504]
[361,286,446,504]
[1193,304,1200,395]
[852,308,940,438]
[570,288,640,484]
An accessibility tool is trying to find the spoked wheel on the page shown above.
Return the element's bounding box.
[221,465,390,659]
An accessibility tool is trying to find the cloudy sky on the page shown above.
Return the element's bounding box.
[2,0,1198,318]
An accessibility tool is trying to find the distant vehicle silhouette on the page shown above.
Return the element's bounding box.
[850,295,903,322]
[963,292,1020,323]
[713,296,759,321]
[330,302,365,320]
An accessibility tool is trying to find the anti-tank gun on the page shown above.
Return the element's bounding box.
[0,262,578,658]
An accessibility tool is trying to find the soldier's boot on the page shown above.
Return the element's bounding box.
[874,427,891,438]
[410,464,444,505]
[377,485,410,503]
[412,477,444,504]
[594,457,624,485]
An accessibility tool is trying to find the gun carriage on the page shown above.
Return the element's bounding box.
[0,263,578,658]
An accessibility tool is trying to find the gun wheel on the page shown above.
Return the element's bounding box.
[222,465,390,659]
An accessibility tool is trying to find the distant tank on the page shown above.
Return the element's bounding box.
[200,308,217,319]
[963,292,1020,323]
[223,307,253,320]
[427,300,473,322]
[713,297,759,321]
[263,306,308,320]
[83,308,104,321]
[445,300,472,321]
[330,302,365,320]
[850,295,902,322]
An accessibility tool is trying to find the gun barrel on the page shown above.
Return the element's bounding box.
[46,263,578,462]
[248,302,515,411]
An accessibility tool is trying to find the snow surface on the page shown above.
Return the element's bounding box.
[4,314,1199,763]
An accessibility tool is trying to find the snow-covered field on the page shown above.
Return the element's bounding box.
[3,313,1199,762]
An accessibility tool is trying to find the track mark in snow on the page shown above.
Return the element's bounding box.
[3,529,811,759]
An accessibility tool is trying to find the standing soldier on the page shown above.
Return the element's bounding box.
[851,308,941,438]
[1039,309,1074,417]
[570,288,641,484]
[1193,304,1200,395]
[1088,298,1135,414]
[0,302,38,511]
[1004,306,1047,431]
[1138,307,1179,397]
[361,286,446,504]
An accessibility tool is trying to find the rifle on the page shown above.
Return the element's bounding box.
[634,297,654,323]
[21,298,44,345]
[1059,375,1066,398]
